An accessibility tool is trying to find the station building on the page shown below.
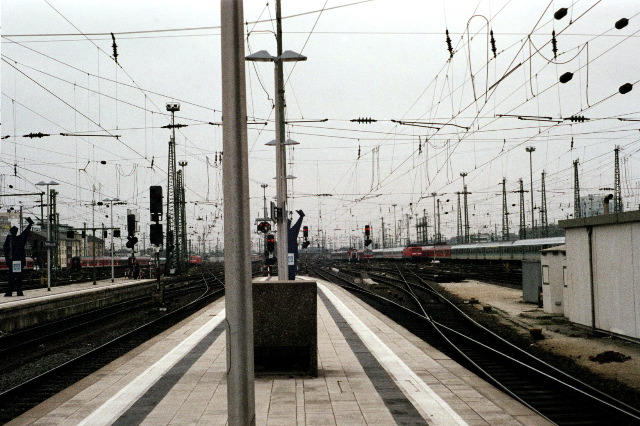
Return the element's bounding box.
[558,210,640,339]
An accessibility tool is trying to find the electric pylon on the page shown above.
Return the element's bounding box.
[456,192,462,243]
[614,146,622,213]
[500,178,509,241]
[540,171,548,237]
[436,199,442,244]
[518,178,526,239]
[165,103,180,274]
[573,159,581,218]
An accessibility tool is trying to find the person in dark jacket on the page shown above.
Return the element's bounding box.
[3,217,34,296]
[287,210,304,280]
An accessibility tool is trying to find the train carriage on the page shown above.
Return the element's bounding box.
[421,245,452,260]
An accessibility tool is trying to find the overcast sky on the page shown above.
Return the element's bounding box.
[2,0,639,249]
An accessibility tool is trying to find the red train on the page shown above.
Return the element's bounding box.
[330,237,565,263]
[68,256,153,268]
[0,257,37,271]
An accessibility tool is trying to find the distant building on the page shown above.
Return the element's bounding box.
[579,193,623,217]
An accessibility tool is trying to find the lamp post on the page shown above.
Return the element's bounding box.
[246,48,306,280]
[36,181,59,291]
[526,147,536,238]
[261,184,268,218]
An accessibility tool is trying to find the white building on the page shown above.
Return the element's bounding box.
[559,210,640,339]
[540,245,566,315]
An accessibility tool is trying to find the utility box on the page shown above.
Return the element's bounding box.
[522,260,542,304]
[252,280,317,377]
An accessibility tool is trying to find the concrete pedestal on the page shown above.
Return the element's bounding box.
[252,280,317,377]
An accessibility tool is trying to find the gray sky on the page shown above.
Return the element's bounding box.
[2,0,639,250]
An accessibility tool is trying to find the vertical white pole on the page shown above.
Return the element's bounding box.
[220,1,255,424]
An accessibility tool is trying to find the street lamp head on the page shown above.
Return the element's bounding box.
[246,50,307,62]
[36,180,59,186]
[526,146,536,153]
[166,102,180,112]
[280,50,307,62]
[245,50,276,62]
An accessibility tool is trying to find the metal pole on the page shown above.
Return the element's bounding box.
[274,0,288,280]
[46,186,51,291]
[526,147,536,238]
[110,202,114,282]
[392,204,397,246]
[92,202,96,285]
[261,184,268,218]
[221,0,255,424]
[172,111,182,274]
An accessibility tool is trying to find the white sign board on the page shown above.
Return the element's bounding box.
[12,261,22,273]
[287,253,295,266]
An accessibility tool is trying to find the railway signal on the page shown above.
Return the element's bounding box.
[302,226,310,249]
[266,234,275,252]
[150,223,163,246]
[257,221,271,234]
[127,214,136,238]
[126,235,138,249]
[265,234,276,264]
[150,186,163,221]
[364,224,372,246]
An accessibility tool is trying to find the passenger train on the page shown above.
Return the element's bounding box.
[0,257,37,271]
[330,236,565,262]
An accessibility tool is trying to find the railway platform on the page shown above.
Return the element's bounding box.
[0,277,156,333]
[8,277,550,425]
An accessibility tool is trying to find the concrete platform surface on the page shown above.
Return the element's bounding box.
[8,277,550,425]
[0,277,156,308]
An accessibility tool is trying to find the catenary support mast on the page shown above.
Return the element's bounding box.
[220,0,255,423]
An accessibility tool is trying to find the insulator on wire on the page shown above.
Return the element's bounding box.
[23,132,50,138]
[551,30,558,59]
[559,71,573,83]
[615,18,629,30]
[554,8,568,20]
[446,29,454,59]
[111,33,118,64]
[357,145,361,159]
[566,115,589,122]
[490,30,497,58]
[350,117,377,124]
[619,83,633,94]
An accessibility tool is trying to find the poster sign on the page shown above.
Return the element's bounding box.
[12,261,22,273]
[287,253,295,266]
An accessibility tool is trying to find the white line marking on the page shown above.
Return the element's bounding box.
[78,309,226,426]
[318,283,468,425]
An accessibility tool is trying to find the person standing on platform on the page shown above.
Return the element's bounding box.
[133,260,140,279]
[3,217,34,297]
[287,210,304,280]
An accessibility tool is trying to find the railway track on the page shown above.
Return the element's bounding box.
[310,265,640,425]
[0,265,225,423]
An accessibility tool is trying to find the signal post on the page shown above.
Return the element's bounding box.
[149,186,164,305]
